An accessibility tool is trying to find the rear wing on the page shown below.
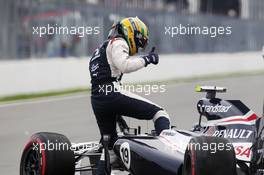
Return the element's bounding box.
[195,85,227,99]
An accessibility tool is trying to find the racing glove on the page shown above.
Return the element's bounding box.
[142,47,159,67]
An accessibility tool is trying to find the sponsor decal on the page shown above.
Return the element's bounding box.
[232,143,252,161]
[161,130,176,137]
[212,129,253,139]
[91,63,99,72]
[198,104,232,113]
[257,148,264,154]
[234,146,251,159]
[120,142,131,169]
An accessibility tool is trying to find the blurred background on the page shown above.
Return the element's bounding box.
[0,0,264,59]
[0,2,263,175]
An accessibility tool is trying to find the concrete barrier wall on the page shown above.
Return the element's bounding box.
[0,52,263,96]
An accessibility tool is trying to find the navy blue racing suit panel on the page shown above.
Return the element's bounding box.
[91,87,162,147]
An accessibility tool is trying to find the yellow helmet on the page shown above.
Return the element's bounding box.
[119,17,149,55]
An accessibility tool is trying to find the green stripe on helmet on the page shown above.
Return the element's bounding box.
[120,23,132,54]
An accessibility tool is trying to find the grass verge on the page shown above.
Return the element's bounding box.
[0,70,263,103]
[0,88,90,103]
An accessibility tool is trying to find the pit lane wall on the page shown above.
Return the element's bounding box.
[0,52,263,96]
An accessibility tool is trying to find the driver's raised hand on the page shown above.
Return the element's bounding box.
[142,47,159,67]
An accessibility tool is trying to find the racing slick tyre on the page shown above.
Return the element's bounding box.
[20,132,75,175]
[183,136,237,175]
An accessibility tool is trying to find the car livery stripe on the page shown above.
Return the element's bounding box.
[191,147,195,175]
[206,111,258,126]
[222,113,257,123]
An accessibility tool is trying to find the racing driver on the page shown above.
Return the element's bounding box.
[89,17,171,174]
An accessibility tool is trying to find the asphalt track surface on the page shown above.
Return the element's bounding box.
[0,74,263,175]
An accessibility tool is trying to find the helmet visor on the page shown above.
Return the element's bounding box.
[138,35,148,50]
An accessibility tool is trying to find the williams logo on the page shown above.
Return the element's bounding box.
[198,104,232,113]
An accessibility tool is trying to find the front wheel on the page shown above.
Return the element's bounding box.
[183,136,237,175]
[20,132,75,175]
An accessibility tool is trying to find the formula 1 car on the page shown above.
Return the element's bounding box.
[20,86,264,175]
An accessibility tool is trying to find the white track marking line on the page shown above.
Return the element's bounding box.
[0,94,89,108]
